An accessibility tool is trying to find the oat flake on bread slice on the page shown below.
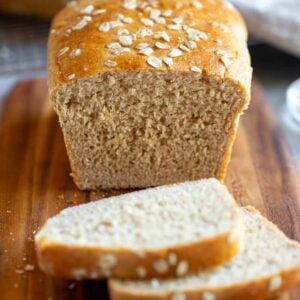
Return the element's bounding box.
[35,179,242,280]
[109,206,300,300]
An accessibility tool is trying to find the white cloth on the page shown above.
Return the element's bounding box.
[230,0,300,57]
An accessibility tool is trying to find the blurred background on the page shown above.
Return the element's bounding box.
[0,0,299,166]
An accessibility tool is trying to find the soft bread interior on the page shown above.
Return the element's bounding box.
[52,71,248,189]
[36,179,239,250]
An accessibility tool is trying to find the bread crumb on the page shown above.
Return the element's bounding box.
[168,253,177,266]
[171,293,186,300]
[24,264,35,272]
[72,268,87,280]
[135,250,146,258]
[150,279,160,288]
[176,261,188,276]
[68,282,76,289]
[153,259,169,274]
[269,275,282,291]
[99,254,118,275]
[227,229,239,244]
[136,266,147,278]
[202,292,216,300]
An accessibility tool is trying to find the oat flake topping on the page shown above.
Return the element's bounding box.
[147,56,162,68]
[60,0,233,75]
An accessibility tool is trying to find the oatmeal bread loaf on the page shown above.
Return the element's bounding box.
[35,179,242,279]
[49,0,252,190]
[109,206,300,300]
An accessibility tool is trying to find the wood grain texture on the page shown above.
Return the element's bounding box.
[0,78,299,300]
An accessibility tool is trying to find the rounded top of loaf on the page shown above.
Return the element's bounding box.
[49,0,251,91]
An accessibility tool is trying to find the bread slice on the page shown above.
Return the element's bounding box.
[109,206,300,300]
[35,179,242,280]
[48,0,252,190]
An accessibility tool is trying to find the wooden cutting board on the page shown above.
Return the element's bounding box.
[0,78,300,300]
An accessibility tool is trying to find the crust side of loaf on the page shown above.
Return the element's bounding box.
[36,221,242,280]
[109,268,300,300]
[48,0,252,189]
[108,206,300,300]
[215,110,242,181]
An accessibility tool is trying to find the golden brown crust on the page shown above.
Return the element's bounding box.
[36,228,242,280]
[216,111,242,182]
[48,0,252,92]
[109,267,300,300]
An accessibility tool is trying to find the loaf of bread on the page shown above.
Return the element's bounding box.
[49,0,252,190]
[35,179,242,279]
[0,0,70,19]
[109,206,300,300]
